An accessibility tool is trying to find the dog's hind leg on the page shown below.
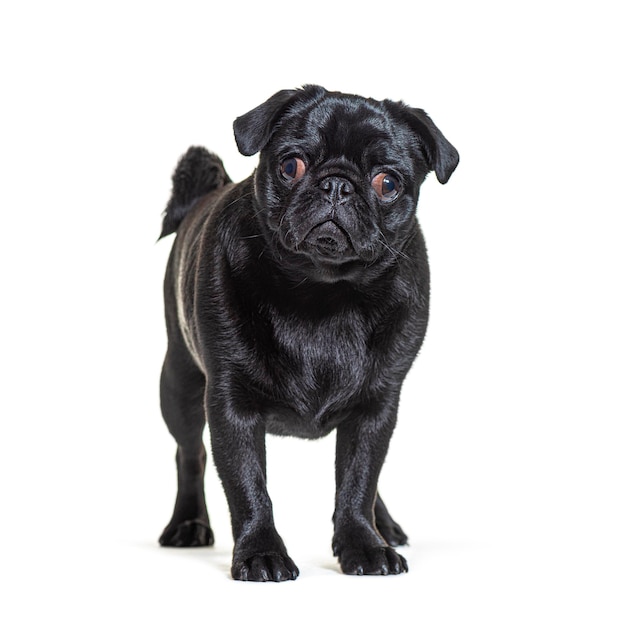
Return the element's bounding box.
[158,345,213,547]
[375,494,408,547]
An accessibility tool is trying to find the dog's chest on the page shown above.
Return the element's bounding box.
[250,307,374,437]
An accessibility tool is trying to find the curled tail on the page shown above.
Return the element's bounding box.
[159,146,231,238]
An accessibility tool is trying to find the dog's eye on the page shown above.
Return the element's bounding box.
[372,173,400,202]
[280,157,306,182]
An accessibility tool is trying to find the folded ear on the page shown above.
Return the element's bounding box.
[233,85,326,156]
[392,104,459,184]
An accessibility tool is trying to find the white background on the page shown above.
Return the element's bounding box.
[1,1,624,616]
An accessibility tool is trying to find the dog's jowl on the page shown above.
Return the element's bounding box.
[157,85,458,581]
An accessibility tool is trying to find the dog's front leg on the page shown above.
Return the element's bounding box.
[332,397,408,575]
[206,392,299,582]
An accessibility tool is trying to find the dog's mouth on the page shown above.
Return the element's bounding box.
[301,220,356,262]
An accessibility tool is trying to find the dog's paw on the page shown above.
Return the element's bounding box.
[159,519,214,547]
[232,552,299,582]
[336,545,408,576]
[377,520,408,547]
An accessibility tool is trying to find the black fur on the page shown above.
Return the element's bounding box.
[157,85,458,581]
[159,147,231,239]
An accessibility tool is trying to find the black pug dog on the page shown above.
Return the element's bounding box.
[157,85,458,581]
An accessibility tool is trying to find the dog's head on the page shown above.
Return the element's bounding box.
[234,85,458,283]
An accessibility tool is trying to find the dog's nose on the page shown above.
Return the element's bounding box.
[320,176,354,202]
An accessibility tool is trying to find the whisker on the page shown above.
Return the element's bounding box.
[377,234,409,262]
[290,276,309,289]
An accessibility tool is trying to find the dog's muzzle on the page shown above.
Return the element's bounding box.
[300,176,358,262]
[304,220,355,261]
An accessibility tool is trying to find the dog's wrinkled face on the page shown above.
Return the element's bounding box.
[234,86,458,282]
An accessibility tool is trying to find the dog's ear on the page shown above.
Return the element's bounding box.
[391,104,459,184]
[233,85,326,156]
